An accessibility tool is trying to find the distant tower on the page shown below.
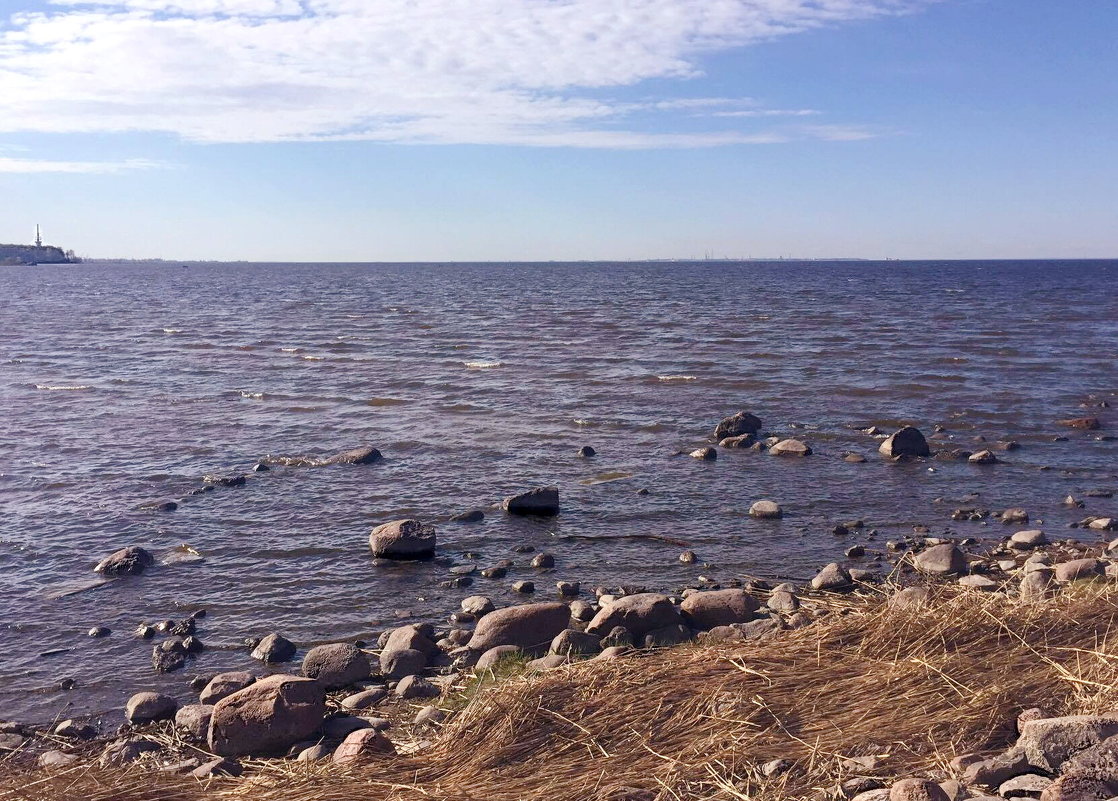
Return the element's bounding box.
[34,225,42,247]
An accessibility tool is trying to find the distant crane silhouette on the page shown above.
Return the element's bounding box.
[34,225,42,247]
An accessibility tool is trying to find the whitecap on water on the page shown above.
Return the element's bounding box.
[239,391,265,400]
[280,347,302,353]
[301,355,324,361]
[34,384,91,391]
[657,375,697,382]
[161,328,182,334]
[464,360,503,369]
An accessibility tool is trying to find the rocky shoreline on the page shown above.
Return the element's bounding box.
[2,410,1116,801]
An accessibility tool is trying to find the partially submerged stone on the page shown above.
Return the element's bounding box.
[94,546,155,576]
[879,427,931,458]
[713,411,763,440]
[749,500,783,519]
[503,486,560,516]
[369,519,437,559]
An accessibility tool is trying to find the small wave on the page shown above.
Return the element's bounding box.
[301,355,324,361]
[240,391,265,400]
[161,328,182,334]
[464,360,503,369]
[35,384,91,391]
[573,418,595,426]
[280,347,302,353]
[657,375,697,382]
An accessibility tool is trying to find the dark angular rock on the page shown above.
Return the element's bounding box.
[94,546,154,576]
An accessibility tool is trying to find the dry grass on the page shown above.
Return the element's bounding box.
[6,583,1118,801]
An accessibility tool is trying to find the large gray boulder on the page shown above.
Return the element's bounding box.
[913,544,967,575]
[680,589,760,630]
[199,672,256,705]
[94,546,155,576]
[208,674,326,757]
[503,486,560,517]
[466,602,571,653]
[1020,568,1056,602]
[770,439,812,457]
[1015,716,1118,773]
[369,519,436,559]
[383,624,438,656]
[251,633,296,663]
[380,647,427,679]
[302,643,370,689]
[586,593,683,640]
[714,411,762,440]
[550,629,601,657]
[125,692,177,724]
[879,426,931,458]
[811,563,853,592]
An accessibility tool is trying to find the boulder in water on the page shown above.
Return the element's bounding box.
[328,446,383,465]
[770,439,812,457]
[94,546,154,576]
[503,486,560,517]
[878,427,930,458]
[369,519,436,559]
[713,412,763,440]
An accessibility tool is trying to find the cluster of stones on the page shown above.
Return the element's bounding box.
[839,713,1118,801]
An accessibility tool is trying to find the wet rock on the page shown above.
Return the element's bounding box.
[600,626,634,649]
[811,563,853,592]
[1054,559,1105,583]
[380,647,427,680]
[467,602,571,653]
[328,446,383,465]
[394,675,439,699]
[846,545,866,558]
[94,546,155,576]
[749,500,783,519]
[845,452,868,463]
[587,593,683,639]
[135,624,155,639]
[770,438,812,457]
[513,580,536,593]
[449,509,485,523]
[251,633,297,663]
[126,691,177,724]
[644,623,693,648]
[879,427,931,458]
[200,672,256,705]
[680,588,760,629]
[889,779,950,801]
[1088,518,1118,532]
[557,581,580,596]
[175,704,214,739]
[1058,417,1100,430]
[151,643,187,673]
[369,519,437,560]
[969,450,999,465]
[1002,508,1030,524]
[302,643,370,689]
[713,411,763,440]
[481,566,507,579]
[504,486,560,517]
[913,544,967,575]
[719,434,756,448]
[332,728,396,765]
[88,626,111,638]
[690,446,717,461]
[577,446,596,458]
[461,596,495,616]
[531,553,556,569]
[1011,530,1048,550]
[209,674,326,757]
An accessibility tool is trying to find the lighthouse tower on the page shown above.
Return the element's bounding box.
[34,225,42,247]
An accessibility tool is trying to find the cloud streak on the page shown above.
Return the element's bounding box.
[0,0,935,148]
[0,156,167,173]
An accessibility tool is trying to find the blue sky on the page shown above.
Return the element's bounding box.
[0,0,1115,261]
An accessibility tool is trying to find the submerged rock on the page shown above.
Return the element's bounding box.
[770,438,812,457]
[689,446,717,461]
[327,446,383,465]
[749,500,783,519]
[250,633,297,663]
[449,509,485,523]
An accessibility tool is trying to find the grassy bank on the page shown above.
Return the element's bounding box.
[5,582,1118,801]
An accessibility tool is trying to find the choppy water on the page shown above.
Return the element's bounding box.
[1,260,1116,725]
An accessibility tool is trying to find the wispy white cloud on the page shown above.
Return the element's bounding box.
[0,156,167,173]
[0,0,936,148]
